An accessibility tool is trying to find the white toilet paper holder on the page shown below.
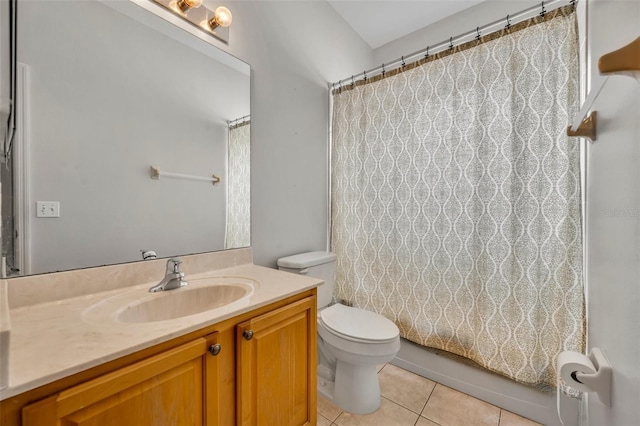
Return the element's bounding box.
[574,347,612,406]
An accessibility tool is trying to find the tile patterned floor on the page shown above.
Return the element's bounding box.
[317,364,542,426]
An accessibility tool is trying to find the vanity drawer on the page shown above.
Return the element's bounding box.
[22,338,209,425]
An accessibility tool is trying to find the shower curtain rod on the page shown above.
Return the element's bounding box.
[333,0,573,89]
[228,115,250,128]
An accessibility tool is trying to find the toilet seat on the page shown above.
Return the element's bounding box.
[320,304,399,343]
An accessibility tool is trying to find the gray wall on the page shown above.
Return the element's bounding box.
[586,1,640,425]
[19,1,249,274]
[218,1,373,266]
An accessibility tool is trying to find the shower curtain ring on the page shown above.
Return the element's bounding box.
[476,27,481,41]
[401,56,406,68]
[449,37,454,50]
[540,1,546,17]
[382,63,385,76]
[363,70,367,81]
[351,75,355,88]
[425,46,429,59]
[505,14,511,30]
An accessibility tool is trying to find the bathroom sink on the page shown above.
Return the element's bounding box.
[82,276,259,325]
[118,283,253,323]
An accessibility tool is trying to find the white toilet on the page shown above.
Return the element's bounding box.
[277,251,400,415]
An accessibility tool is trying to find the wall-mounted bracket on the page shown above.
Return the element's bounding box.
[567,37,639,143]
[598,36,640,75]
[567,111,597,142]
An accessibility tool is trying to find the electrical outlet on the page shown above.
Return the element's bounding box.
[36,201,60,218]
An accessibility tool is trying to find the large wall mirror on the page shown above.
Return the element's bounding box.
[1,0,250,276]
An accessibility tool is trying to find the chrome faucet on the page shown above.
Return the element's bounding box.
[149,258,188,292]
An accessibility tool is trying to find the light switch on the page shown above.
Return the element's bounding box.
[36,201,60,218]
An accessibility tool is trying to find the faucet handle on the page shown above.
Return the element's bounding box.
[166,258,183,273]
[141,250,157,260]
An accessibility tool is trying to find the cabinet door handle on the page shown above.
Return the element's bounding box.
[208,343,222,356]
[243,330,254,341]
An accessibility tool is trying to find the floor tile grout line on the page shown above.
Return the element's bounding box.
[317,395,343,423]
[380,372,442,419]
[379,363,440,417]
[380,395,425,422]
[414,414,443,426]
[318,407,342,423]
[381,388,433,417]
[419,380,437,416]
[318,413,332,424]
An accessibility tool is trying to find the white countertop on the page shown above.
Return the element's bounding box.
[0,262,321,400]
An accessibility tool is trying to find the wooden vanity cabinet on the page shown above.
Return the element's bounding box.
[237,297,317,426]
[8,291,316,426]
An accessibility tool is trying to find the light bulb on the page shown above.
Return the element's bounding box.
[173,0,202,15]
[214,6,232,27]
[203,6,233,30]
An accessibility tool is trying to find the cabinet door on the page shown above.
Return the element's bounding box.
[23,338,207,426]
[237,296,317,426]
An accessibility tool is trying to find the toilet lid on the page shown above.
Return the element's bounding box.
[320,304,399,342]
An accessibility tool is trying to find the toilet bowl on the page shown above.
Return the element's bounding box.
[317,303,400,414]
[277,251,400,414]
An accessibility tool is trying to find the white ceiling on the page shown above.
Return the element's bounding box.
[328,1,486,49]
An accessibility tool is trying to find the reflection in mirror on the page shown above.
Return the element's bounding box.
[225,116,250,249]
[1,0,250,277]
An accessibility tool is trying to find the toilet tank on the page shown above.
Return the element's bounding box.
[277,251,337,309]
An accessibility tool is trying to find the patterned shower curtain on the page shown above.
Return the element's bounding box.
[225,121,251,249]
[331,8,583,389]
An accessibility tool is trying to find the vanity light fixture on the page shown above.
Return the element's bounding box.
[152,0,233,44]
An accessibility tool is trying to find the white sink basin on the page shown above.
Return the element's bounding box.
[82,276,258,324]
[118,284,251,323]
